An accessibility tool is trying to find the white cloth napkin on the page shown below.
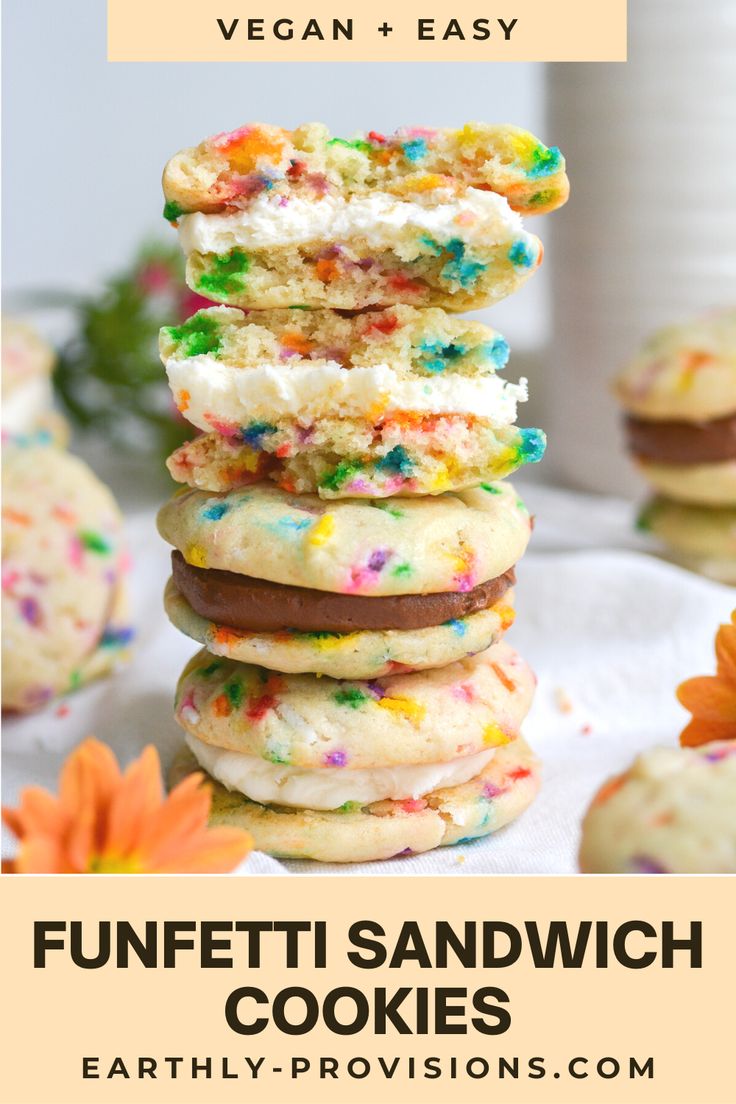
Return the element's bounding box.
[3,484,732,874]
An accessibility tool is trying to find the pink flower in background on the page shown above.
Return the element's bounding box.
[135,259,178,296]
[178,288,214,319]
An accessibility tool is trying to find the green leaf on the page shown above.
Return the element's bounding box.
[48,241,198,458]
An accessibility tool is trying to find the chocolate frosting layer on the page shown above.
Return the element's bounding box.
[172,551,514,633]
[625,413,736,464]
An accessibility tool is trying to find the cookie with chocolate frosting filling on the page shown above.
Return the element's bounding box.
[164,576,516,679]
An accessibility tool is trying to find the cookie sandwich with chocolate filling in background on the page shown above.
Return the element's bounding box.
[615,308,736,582]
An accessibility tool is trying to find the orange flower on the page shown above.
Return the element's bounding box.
[2,738,252,874]
[677,611,736,747]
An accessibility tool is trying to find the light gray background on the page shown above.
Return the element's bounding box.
[7,2,733,496]
[2,0,550,349]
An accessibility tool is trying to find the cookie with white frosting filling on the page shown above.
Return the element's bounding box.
[162,305,544,496]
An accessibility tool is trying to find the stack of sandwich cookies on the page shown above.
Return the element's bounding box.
[615,309,736,582]
[158,482,537,856]
[159,121,568,862]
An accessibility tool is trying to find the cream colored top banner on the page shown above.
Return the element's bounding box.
[108,0,627,62]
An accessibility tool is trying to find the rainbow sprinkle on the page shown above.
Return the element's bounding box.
[334,687,370,708]
[377,696,426,723]
[308,514,335,546]
[197,249,250,297]
[166,312,223,357]
[508,240,537,269]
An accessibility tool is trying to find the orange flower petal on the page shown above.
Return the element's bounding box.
[676,675,736,723]
[59,738,121,810]
[152,826,253,874]
[104,746,164,858]
[1,807,23,838]
[3,787,65,838]
[59,740,122,868]
[680,717,736,748]
[136,774,212,866]
[715,621,736,684]
[15,835,75,875]
[64,807,98,871]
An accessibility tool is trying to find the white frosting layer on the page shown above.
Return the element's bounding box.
[185,732,495,811]
[166,355,527,426]
[1,375,54,434]
[178,190,524,255]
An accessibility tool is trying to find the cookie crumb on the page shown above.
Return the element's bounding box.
[554,687,574,714]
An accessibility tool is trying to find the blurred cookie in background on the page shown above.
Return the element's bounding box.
[2,316,69,447]
[2,446,133,712]
[637,497,736,586]
[615,308,736,506]
[579,742,736,874]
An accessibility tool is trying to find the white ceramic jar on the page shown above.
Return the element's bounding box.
[542,0,736,495]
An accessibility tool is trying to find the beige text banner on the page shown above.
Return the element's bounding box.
[0,874,731,1103]
[108,1,627,62]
